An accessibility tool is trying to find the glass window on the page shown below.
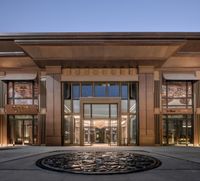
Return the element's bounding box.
[92,104,109,118]
[64,83,71,99]
[167,82,186,98]
[72,84,80,99]
[162,115,193,145]
[129,115,137,144]
[130,83,137,99]
[129,100,136,113]
[73,116,80,144]
[84,104,91,118]
[121,100,128,112]
[64,100,71,113]
[108,83,119,97]
[73,100,80,113]
[15,99,33,105]
[82,84,93,97]
[162,81,193,109]
[111,104,117,118]
[8,82,13,98]
[64,115,71,144]
[94,83,106,97]
[161,84,167,98]
[14,82,33,98]
[121,84,128,99]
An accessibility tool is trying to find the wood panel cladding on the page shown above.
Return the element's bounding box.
[139,72,155,145]
[4,104,38,115]
[46,74,61,146]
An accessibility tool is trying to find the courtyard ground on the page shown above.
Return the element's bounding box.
[0,145,200,181]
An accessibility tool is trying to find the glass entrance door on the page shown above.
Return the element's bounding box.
[15,120,33,145]
[8,115,37,145]
[162,115,193,145]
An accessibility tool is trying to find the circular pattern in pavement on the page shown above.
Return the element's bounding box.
[36,151,161,175]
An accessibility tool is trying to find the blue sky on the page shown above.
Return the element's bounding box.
[0,0,200,32]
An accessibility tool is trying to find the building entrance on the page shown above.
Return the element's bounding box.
[84,119,117,145]
[7,115,38,145]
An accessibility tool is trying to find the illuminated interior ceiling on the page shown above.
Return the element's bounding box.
[0,33,200,69]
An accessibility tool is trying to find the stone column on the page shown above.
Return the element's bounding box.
[0,80,7,145]
[193,81,200,146]
[138,66,155,145]
[45,66,62,146]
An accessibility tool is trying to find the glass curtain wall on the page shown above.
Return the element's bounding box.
[162,80,193,145]
[63,82,138,146]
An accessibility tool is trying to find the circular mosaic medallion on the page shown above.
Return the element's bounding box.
[36,152,161,175]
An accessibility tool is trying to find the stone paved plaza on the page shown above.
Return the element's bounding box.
[0,145,200,181]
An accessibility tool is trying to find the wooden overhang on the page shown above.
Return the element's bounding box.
[0,32,200,69]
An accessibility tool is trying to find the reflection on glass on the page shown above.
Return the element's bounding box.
[8,82,13,98]
[64,116,71,144]
[84,104,91,118]
[188,83,192,96]
[94,83,106,97]
[121,100,128,112]
[130,115,137,144]
[15,120,23,144]
[167,98,187,107]
[74,116,80,144]
[14,82,33,98]
[73,100,80,113]
[82,84,92,97]
[111,120,117,145]
[23,120,32,144]
[72,84,80,99]
[167,82,186,98]
[92,104,109,118]
[15,99,33,105]
[121,116,128,145]
[161,85,166,98]
[111,104,117,118]
[129,100,136,113]
[121,84,128,99]
[108,83,119,97]
[64,100,71,113]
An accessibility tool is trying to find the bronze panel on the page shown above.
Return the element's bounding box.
[4,105,38,115]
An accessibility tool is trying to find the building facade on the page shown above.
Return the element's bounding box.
[0,32,200,146]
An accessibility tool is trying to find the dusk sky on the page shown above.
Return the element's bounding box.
[0,0,200,32]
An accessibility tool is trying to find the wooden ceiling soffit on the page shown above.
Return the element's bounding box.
[163,55,200,68]
[0,56,38,68]
[15,40,185,68]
